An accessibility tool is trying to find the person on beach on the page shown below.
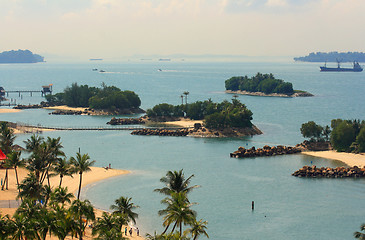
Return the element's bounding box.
[125,227,127,235]
[129,228,133,236]
[137,227,139,236]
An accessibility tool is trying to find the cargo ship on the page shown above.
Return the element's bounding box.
[320,61,363,72]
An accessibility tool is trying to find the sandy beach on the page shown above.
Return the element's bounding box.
[302,150,365,167]
[163,118,203,128]
[43,105,88,111]
[0,108,21,113]
[0,166,144,239]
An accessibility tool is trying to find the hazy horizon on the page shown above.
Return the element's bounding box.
[1,0,365,60]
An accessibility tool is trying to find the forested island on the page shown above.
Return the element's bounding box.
[0,49,44,63]
[299,119,365,153]
[45,83,144,115]
[294,52,365,62]
[225,73,312,97]
[142,99,262,137]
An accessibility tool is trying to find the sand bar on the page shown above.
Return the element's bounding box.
[43,105,87,111]
[302,150,365,167]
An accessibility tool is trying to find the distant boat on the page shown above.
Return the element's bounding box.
[90,58,103,61]
[320,60,363,72]
[158,69,162,72]
[99,70,106,73]
[92,68,98,71]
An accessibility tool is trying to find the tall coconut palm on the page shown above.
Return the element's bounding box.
[69,199,95,240]
[70,153,95,200]
[183,91,189,105]
[52,158,73,187]
[4,151,25,197]
[44,137,65,186]
[184,219,209,240]
[0,121,15,190]
[0,214,15,239]
[159,192,197,237]
[154,169,200,196]
[110,196,139,224]
[27,142,51,184]
[52,205,76,240]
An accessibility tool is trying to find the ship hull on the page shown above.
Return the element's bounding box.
[320,67,363,72]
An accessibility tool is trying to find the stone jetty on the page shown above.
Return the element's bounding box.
[107,117,146,125]
[49,109,89,115]
[292,165,365,178]
[230,145,301,158]
[131,128,190,136]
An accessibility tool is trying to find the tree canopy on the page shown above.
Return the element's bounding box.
[45,83,141,111]
[146,99,253,129]
[225,73,294,95]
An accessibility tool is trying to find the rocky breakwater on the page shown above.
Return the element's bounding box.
[131,128,190,136]
[230,145,302,158]
[107,117,146,125]
[49,109,89,115]
[292,165,365,178]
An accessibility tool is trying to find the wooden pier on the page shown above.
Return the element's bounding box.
[3,84,53,97]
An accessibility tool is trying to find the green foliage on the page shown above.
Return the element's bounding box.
[147,99,253,129]
[356,127,365,152]
[300,121,324,141]
[225,73,294,95]
[45,83,141,110]
[330,120,362,152]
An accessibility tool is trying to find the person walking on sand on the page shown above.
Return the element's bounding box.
[137,227,139,236]
[129,228,133,236]
[125,227,127,235]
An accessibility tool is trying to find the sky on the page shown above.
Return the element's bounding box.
[1,0,365,60]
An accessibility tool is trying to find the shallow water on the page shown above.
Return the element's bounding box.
[1,60,365,239]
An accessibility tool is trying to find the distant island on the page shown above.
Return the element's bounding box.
[0,49,44,63]
[225,73,313,97]
[294,52,365,62]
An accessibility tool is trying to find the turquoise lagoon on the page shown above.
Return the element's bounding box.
[1,60,365,239]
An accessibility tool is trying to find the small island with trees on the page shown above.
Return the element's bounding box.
[225,73,313,97]
[0,49,44,64]
[130,98,262,137]
[294,51,365,62]
[45,83,144,115]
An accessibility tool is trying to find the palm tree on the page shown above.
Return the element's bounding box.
[52,205,76,240]
[4,151,25,197]
[52,158,73,187]
[110,196,139,224]
[23,134,44,152]
[183,91,189,105]
[69,152,95,200]
[43,137,65,187]
[159,192,197,237]
[154,169,200,196]
[26,141,51,184]
[354,223,365,239]
[69,199,95,240]
[92,212,126,240]
[0,121,16,190]
[17,172,46,203]
[184,219,209,240]
[0,214,15,239]
[50,186,74,207]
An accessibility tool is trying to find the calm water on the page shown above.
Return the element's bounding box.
[1,60,365,239]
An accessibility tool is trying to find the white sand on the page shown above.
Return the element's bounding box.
[302,150,365,167]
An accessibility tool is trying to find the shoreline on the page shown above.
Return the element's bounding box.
[301,150,365,167]
[226,90,313,97]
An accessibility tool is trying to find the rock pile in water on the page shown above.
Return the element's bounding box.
[230,145,301,158]
[107,117,146,125]
[49,110,89,115]
[131,128,190,136]
[292,165,365,178]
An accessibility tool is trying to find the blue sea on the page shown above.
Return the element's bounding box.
[1,60,365,239]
